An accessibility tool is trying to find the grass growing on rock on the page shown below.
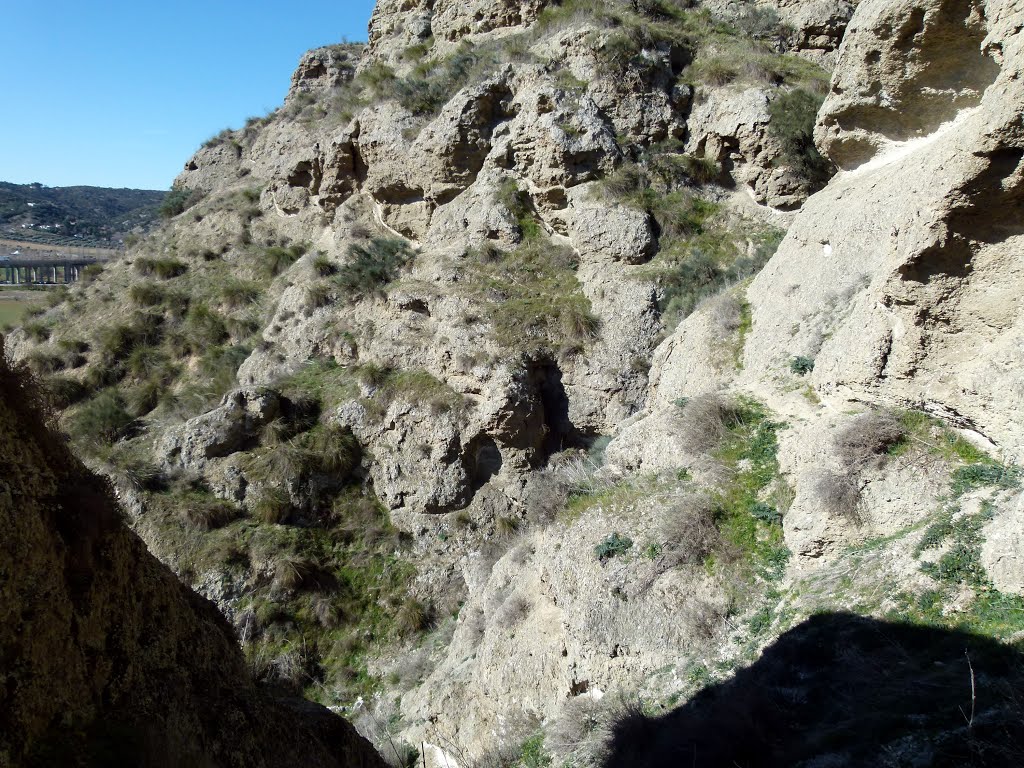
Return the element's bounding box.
[460,238,600,355]
[137,462,419,707]
[598,145,784,330]
[708,397,791,581]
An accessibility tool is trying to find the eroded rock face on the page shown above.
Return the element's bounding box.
[816,0,1000,169]
[288,45,361,105]
[0,349,385,768]
[367,0,551,63]
[743,0,1024,461]
[159,388,281,472]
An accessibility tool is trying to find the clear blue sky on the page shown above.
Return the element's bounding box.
[0,1,377,191]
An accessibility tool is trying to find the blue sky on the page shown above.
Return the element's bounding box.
[0,1,377,190]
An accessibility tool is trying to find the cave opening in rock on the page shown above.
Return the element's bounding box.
[533,361,593,458]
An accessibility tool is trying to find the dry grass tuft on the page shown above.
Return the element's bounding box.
[659,494,722,566]
[814,470,862,523]
[834,409,906,469]
[678,394,745,453]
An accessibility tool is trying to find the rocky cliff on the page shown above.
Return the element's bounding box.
[5,0,1024,765]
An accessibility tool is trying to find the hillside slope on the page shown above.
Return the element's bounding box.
[5,0,1024,765]
[0,181,165,242]
[0,343,386,767]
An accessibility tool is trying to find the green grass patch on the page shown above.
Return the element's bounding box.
[334,238,414,299]
[711,398,790,581]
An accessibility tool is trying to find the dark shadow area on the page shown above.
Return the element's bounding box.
[466,433,503,492]
[604,613,1024,767]
[531,360,593,457]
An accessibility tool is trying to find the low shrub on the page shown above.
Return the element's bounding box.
[182,497,243,531]
[677,393,747,453]
[595,532,634,561]
[129,282,166,307]
[43,375,88,408]
[834,410,906,469]
[22,320,52,342]
[220,279,262,308]
[768,88,833,183]
[159,187,203,218]
[134,257,189,279]
[335,238,415,298]
[394,598,433,637]
[253,487,293,524]
[185,304,229,347]
[66,388,134,444]
[259,243,308,278]
[660,494,722,566]
[814,470,862,522]
[789,355,814,375]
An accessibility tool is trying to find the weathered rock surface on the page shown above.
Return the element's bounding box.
[159,387,281,471]
[743,0,1024,462]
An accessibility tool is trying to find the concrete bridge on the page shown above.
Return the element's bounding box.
[0,256,101,285]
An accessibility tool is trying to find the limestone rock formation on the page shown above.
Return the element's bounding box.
[744,0,1024,462]
[8,0,1024,764]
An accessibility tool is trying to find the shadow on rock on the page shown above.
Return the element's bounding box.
[604,612,1024,767]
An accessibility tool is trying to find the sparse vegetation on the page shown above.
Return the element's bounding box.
[595,532,634,561]
[135,256,189,279]
[769,89,833,183]
[159,187,203,219]
[460,239,600,354]
[334,238,415,298]
[789,355,814,375]
[258,243,309,278]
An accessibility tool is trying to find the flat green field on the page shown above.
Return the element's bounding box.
[0,292,46,329]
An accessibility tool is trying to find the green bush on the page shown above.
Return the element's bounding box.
[768,89,833,183]
[96,314,163,369]
[159,187,202,219]
[335,238,415,298]
[595,532,634,561]
[789,356,815,375]
[67,389,134,444]
[198,344,250,397]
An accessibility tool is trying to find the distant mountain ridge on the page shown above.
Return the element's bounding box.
[0,181,166,243]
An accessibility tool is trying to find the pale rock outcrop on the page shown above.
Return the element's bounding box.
[776,415,948,562]
[981,490,1024,594]
[743,0,1024,462]
[778,0,857,61]
[159,388,280,471]
[398,498,729,762]
[366,0,550,65]
[816,0,999,170]
[686,86,810,209]
[287,45,360,105]
[567,194,656,264]
[432,0,548,44]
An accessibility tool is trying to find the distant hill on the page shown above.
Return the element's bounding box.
[0,182,166,243]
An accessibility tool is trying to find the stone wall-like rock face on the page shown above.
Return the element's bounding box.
[743,0,1024,462]
[0,345,386,768]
